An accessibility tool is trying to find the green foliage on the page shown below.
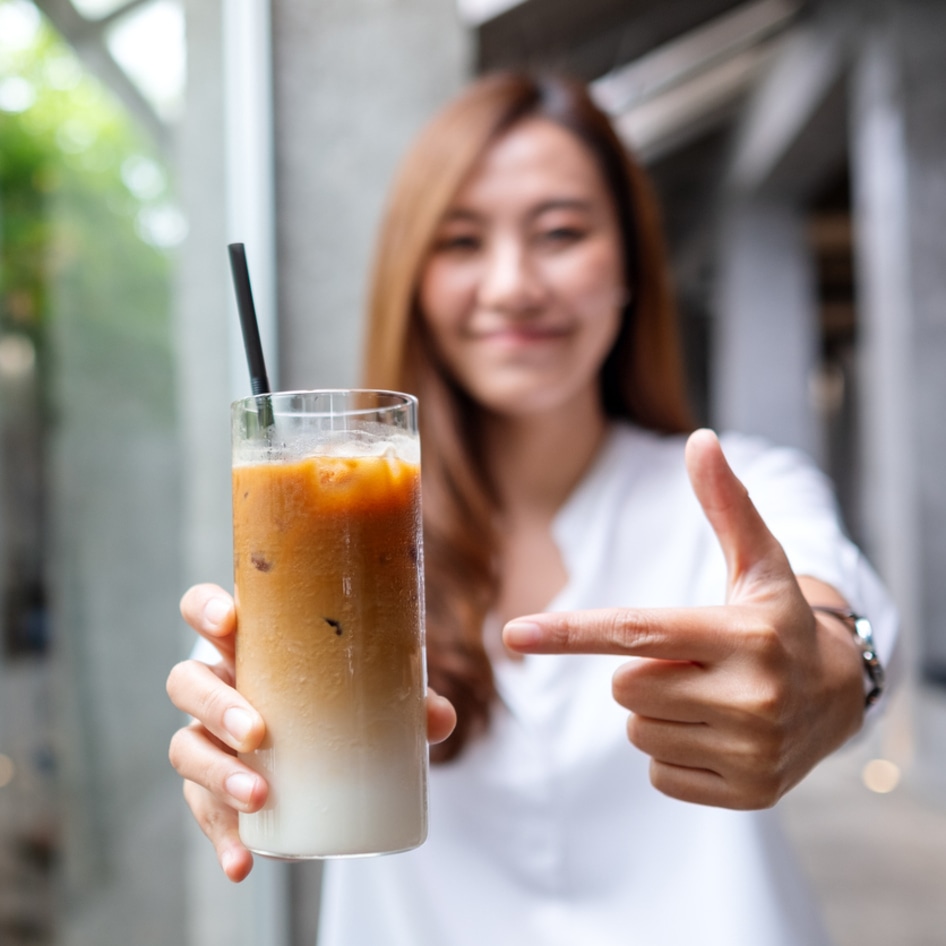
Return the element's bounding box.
[0,0,178,423]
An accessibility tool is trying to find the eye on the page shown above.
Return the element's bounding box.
[432,232,482,254]
[538,226,586,247]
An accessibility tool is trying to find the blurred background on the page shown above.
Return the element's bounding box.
[1,0,944,943]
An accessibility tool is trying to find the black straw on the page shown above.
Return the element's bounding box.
[228,242,271,395]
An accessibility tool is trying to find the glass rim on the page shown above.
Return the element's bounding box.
[231,388,417,419]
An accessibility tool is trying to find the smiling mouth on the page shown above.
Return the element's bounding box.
[474,324,571,343]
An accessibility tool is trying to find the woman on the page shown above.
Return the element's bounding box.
[168,72,896,945]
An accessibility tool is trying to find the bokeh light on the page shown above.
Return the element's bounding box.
[862,758,902,794]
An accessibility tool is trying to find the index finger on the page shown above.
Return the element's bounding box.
[180,583,237,664]
[502,606,736,662]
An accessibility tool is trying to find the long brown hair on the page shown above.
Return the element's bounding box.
[363,71,694,762]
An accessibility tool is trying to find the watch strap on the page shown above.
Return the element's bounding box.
[811,605,885,708]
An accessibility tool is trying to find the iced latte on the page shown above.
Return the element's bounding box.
[231,391,427,858]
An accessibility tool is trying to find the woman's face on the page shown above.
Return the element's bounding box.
[418,117,627,419]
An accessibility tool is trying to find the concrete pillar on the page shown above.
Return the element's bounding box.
[893,1,946,683]
[175,2,469,944]
[848,10,917,652]
[850,0,946,684]
[712,198,821,461]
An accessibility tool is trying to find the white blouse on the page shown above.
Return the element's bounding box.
[316,424,898,946]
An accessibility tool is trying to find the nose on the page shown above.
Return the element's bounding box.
[477,237,546,315]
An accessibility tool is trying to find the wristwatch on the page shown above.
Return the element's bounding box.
[811,605,886,708]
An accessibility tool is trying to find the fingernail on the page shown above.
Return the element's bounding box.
[225,772,257,803]
[204,597,231,630]
[503,620,542,648]
[220,847,239,877]
[223,707,253,744]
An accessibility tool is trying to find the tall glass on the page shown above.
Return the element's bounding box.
[230,390,427,858]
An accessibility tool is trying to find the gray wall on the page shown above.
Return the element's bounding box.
[271,0,470,390]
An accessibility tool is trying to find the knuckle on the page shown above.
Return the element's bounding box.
[196,795,229,840]
[183,780,222,839]
[648,760,702,806]
[557,614,589,649]
[743,618,783,663]
[601,611,630,647]
[195,680,233,728]
[745,678,785,724]
[605,608,654,651]
[179,584,207,622]
[726,732,790,808]
[743,772,783,809]
[168,729,186,772]
[624,714,650,753]
[611,668,633,709]
[166,660,192,700]
[183,776,213,814]
[738,733,782,779]
[177,750,243,823]
[734,626,793,719]
[729,689,790,762]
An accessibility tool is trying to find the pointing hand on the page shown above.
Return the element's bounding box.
[503,430,865,809]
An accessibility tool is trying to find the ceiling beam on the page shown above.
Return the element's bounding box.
[476,0,770,80]
[594,0,800,161]
[724,6,855,196]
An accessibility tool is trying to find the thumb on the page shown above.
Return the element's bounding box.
[685,429,792,598]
